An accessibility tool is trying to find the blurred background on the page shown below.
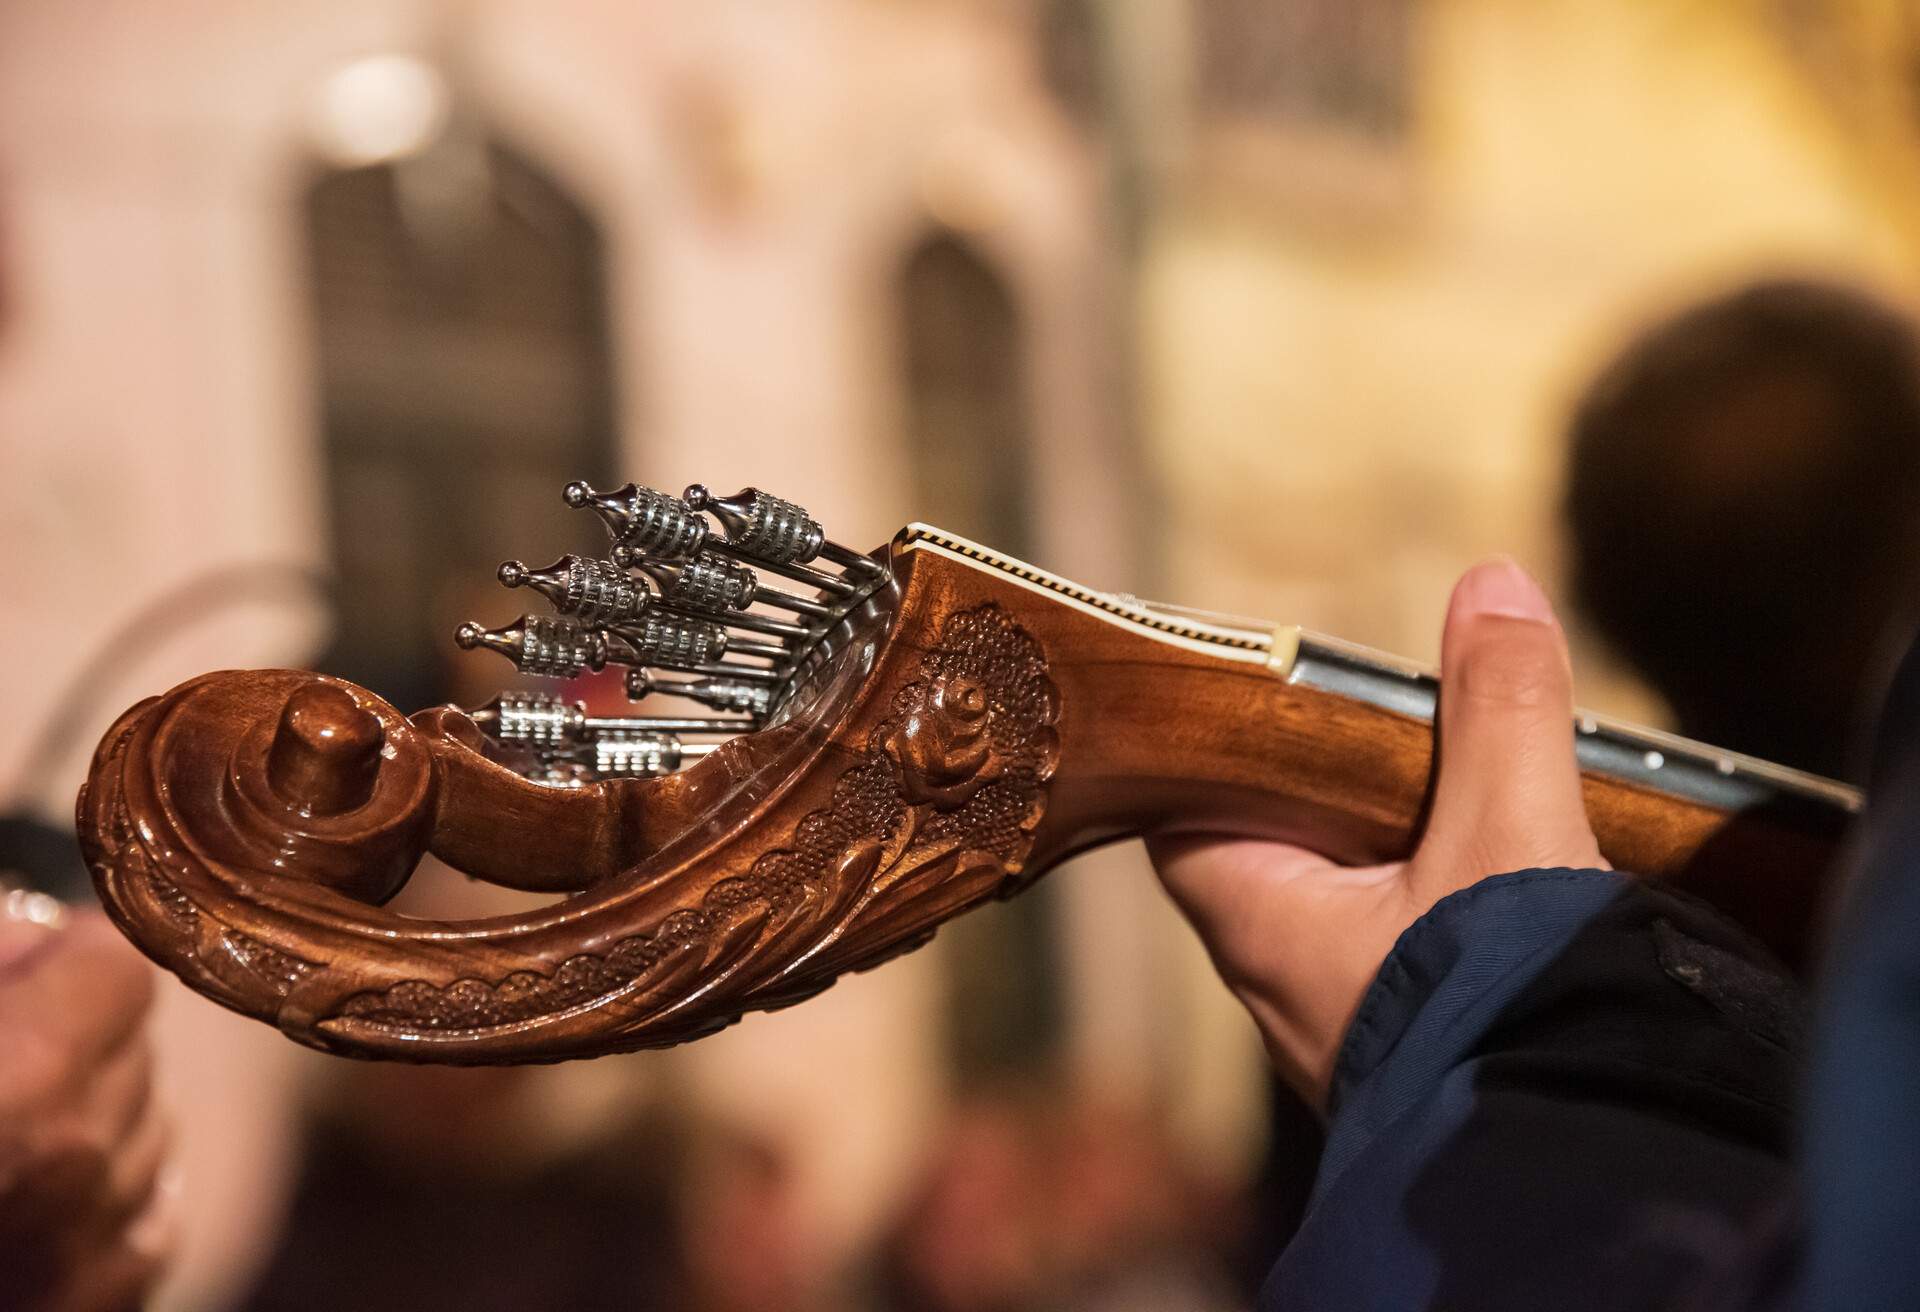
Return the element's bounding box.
[4,1,1920,1308]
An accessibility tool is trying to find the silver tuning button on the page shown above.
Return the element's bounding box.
[624,668,772,715]
[614,547,756,612]
[454,615,608,678]
[683,485,824,566]
[684,483,883,576]
[467,690,586,747]
[613,545,832,620]
[591,731,684,779]
[604,612,732,667]
[498,555,649,627]
[563,481,708,558]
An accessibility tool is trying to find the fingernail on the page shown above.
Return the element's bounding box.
[1456,557,1553,624]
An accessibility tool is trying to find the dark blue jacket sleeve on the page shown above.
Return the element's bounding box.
[1800,627,1920,1312]
[1262,868,1803,1312]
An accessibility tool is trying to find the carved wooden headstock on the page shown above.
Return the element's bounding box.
[78,482,1858,1062]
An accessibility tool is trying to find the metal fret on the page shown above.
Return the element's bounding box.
[1287,630,1862,815]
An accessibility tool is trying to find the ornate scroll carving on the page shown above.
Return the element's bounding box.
[328,603,1059,1045]
[77,603,1057,1058]
[79,525,1856,1059]
[83,694,328,1008]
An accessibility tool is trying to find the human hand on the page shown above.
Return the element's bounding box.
[1149,559,1605,1108]
[0,896,173,1312]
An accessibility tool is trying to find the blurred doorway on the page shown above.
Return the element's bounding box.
[304,133,618,713]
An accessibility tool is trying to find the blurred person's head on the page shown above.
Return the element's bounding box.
[878,1095,1046,1312]
[675,1125,830,1312]
[871,1090,1238,1312]
[1565,278,1920,779]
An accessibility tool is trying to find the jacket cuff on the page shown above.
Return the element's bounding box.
[1319,868,1629,1190]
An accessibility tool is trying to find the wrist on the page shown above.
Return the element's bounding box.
[1230,875,1428,1109]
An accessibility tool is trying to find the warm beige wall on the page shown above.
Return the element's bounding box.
[0,3,1127,1303]
[1141,0,1920,719]
[9,0,1915,1297]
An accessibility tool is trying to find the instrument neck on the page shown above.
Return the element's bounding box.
[1114,595,1859,818]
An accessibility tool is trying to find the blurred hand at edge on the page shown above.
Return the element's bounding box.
[0,903,174,1312]
[1148,558,1606,1110]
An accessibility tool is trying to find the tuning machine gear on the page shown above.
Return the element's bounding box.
[465,689,741,783]
[455,615,608,679]
[458,477,892,785]
[623,668,772,716]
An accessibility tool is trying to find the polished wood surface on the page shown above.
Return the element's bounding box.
[77,531,1852,1063]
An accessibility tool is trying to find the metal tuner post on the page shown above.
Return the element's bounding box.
[455,481,888,784]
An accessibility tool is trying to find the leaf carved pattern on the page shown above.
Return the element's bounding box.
[330,603,1061,1044]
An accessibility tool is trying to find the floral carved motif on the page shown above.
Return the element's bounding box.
[329,602,1061,1045]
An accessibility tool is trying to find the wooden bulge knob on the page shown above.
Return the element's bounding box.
[266,684,384,815]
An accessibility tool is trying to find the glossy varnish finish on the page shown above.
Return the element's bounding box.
[78,529,1853,1062]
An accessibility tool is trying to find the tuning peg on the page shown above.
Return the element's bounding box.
[616,613,796,666]
[613,547,753,610]
[589,713,758,734]
[590,730,684,779]
[462,688,746,784]
[678,486,859,595]
[606,548,815,640]
[685,484,885,577]
[467,690,587,747]
[498,555,649,627]
[455,615,608,678]
[682,485,823,565]
[624,668,772,716]
[563,482,709,558]
[613,546,832,620]
[704,609,811,642]
[601,612,731,667]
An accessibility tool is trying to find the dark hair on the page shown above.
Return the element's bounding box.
[1565,279,1920,776]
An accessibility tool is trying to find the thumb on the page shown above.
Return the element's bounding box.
[1413,558,1603,895]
